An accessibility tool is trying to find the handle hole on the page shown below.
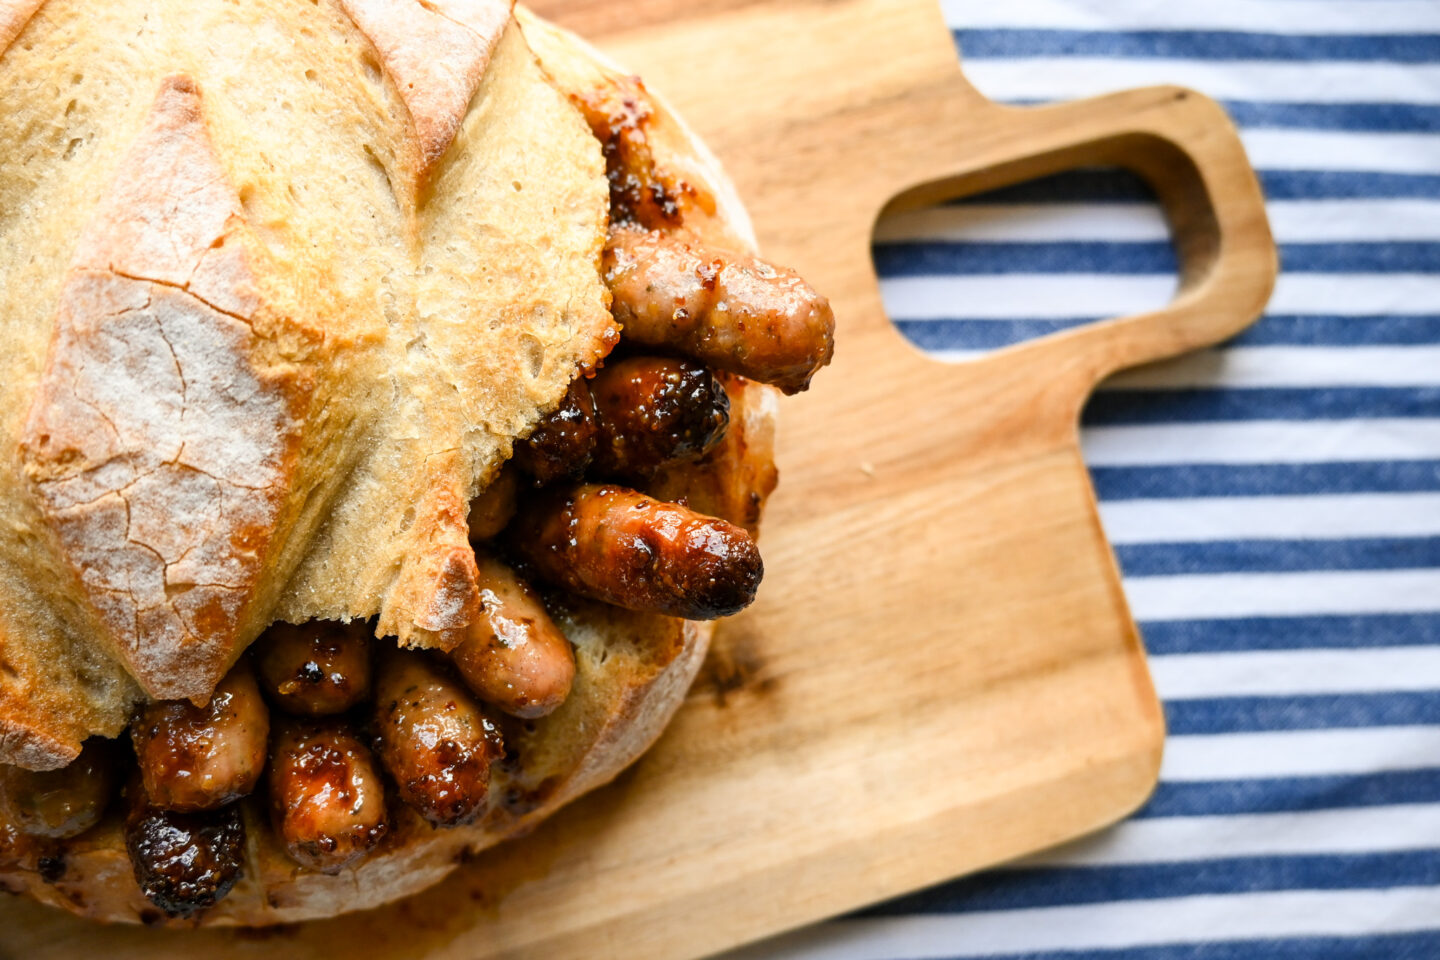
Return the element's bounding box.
[871,167,1182,363]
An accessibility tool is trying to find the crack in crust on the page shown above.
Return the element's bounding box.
[0,0,46,57]
[18,77,311,702]
[339,0,515,179]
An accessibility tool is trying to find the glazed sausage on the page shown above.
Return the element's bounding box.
[450,553,576,719]
[508,484,763,620]
[131,661,270,812]
[513,378,599,487]
[254,620,373,717]
[589,356,730,479]
[372,651,503,827]
[572,74,685,230]
[0,739,121,840]
[468,465,520,542]
[268,720,388,874]
[124,776,245,919]
[604,226,835,395]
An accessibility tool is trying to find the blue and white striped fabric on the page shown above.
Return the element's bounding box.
[735,2,1440,958]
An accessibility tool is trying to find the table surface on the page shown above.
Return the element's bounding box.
[726,1,1440,958]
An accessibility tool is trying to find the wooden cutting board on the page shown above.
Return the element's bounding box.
[0,1,1276,958]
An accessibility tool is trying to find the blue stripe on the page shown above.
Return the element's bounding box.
[874,241,1175,276]
[1115,537,1440,576]
[956,28,1440,63]
[1166,692,1440,735]
[1231,316,1440,347]
[1140,769,1440,819]
[1140,614,1440,654]
[951,169,1156,204]
[1261,170,1440,200]
[1083,387,1440,424]
[857,852,1440,916]
[893,316,1440,350]
[874,241,1440,277]
[941,169,1440,203]
[1089,463,1440,500]
[1224,100,1440,132]
[894,318,1091,350]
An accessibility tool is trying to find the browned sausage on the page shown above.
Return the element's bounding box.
[572,74,687,230]
[604,226,835,395]
[450,553,575,719]
[508,484,763,620]
[468,465,520,542]
[0,739,121,840]
[123,775,245,919]
[268,720,388,874]
[589,356,730,479]
[372,651,503,827]
[513,378,599,487]
[254,620,373,717]
[131,661,270,812]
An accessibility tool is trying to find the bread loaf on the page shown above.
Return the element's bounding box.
[0,0,790,925]
[0,0,615,764]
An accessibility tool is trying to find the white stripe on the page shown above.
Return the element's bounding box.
[945,0,1440,33]
[1082,419,1440,466]
[1103,347,1440,389]
[1101,492,1440,544]
[961,59,1440,104]
[1150,647,1440,699]
[1243,129,1440,175]
[875,201,1440,244]
[1269,201,1440,243]
[874,204,1170,244]
[1160,728,1440,781]
[880,274,1440,320]
[880,274,1175,319]
[1125,569,1440,621]
[1027,803,1440,866]
[731,888,1440,959]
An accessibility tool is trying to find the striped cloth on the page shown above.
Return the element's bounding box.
[732,2,1440,958]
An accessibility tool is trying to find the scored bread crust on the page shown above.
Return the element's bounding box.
[0,0,617,765]
[0,5,781,926]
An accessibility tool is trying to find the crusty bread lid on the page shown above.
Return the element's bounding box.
[0,0,613,766]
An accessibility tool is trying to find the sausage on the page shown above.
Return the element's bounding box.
[0,738,121,840]
[268,720,388,874]
[508,484,763,620]
[468,465,520,542]
[254,620,373,717]
[589,356,730,479]
[513,378,599,487]
[371,651,503,827]
[450,553,575,719]
[123,776,245,919]
[572,74,687,230]
[131,661,270,812]
[604,226,835,394]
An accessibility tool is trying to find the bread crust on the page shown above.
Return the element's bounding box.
[0,1,617,762]
[338,0,514,178]
[0,8,780,926]
[20,75,313,705]
[0,0,44,56]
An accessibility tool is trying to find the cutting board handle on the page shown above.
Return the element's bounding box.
[882,83,1278,390]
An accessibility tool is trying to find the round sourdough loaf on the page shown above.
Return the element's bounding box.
[0,0,779,925]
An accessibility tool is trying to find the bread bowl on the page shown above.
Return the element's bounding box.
[0,0,832,927]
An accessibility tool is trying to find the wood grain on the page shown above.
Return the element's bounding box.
[0,0,1276,957]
